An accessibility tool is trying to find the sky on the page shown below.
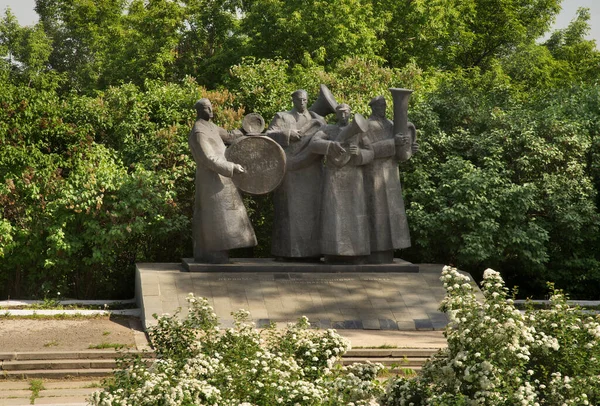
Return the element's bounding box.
[0,0,599,43]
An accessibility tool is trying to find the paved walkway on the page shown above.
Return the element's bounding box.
[0,379,99,406]
[136,263,477,332]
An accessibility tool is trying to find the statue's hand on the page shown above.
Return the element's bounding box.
[290,130,302,142]
[233,164,245,174]
[395,133,411,146]
[349,145,359,156]
[411,142,420,155]
[329,142,346,157]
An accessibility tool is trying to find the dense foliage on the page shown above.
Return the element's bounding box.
[91,267,600,405]
[383,266,600,405]
[0,0,599,298]
[0,77,245,298]
[91,296,385,405]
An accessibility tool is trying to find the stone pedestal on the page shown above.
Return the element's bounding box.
[181,258,419,273]
[135,263,482,333]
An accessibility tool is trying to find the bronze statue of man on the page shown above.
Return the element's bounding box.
[364,96,416,264]
[266,89,326,260]
[188,98,257,263]
[309,104,373,263]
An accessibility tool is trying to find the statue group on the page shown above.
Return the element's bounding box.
[188,86,418,265]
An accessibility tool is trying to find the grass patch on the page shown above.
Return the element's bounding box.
[352,344,399,349]
[29,379,44,404]
[377,366,418,378]
[43,340,59,347]
[28,298,62,310]
[13,301,138,311]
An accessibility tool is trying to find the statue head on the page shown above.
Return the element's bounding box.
[368,96,386,118]
[194,98,213,121]
[335,103,351,126]
[291,89,308,113]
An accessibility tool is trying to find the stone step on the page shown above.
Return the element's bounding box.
[0,379,102,392]
[0,348,436,381]
[0,350,153,361]
[2,359,119,371]
[0,389,31,399]
[0,348,434,362]
[26,397,89,405]
[0,350,154,379]
[4,357,425,373]
[346,348,439,357]
[0,395,91,406]
[341,357,429,367]
[1,369,114,379]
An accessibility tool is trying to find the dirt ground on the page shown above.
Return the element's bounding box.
[0,317,140,352]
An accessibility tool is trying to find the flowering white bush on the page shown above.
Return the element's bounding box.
[384,266,600,405]
[90,294,383,406]
[91,267,600,405]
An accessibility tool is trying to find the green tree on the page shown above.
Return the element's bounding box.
[100,0,185,88]
[173,0,245,85]
[0,77,247,299]
[13,25,54,86]
[0,8,22,68]
[1,10,60,89]
[376,0,561,70]
[35,0,126,92]
[544,7,600,84]
[403,68,600,297]
[500,42,569,91]
[242,0,386,66]
[502,7,600,92]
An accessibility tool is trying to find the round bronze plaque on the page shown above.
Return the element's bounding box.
[225,136,287,195]
[242,113,265,135]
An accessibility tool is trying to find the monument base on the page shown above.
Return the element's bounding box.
[182,257,419,273]
[134,263,480,332]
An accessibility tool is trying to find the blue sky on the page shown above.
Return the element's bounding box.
[0,0,598,43]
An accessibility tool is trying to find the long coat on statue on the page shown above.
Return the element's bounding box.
[188,119,257,259]
[267,108,325,258]
[310,124,374,256]
[363,116,411,252]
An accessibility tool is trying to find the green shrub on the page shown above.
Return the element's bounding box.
[91,267,600,405]
[0,79,246,299]
[91,295,385,406]
[385,266,600,405]
[403,70,600,298]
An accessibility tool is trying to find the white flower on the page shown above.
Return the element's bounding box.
[483,268,499,279]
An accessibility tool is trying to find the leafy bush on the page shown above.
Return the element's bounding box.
[91,267,600,405]
[386,266,600,405]
[0,79,245,299]
[227,56,424,121]
[90,295,384,406]
[403,69,600,298]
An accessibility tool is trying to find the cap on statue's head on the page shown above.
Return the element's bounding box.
[368,96,386,107]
